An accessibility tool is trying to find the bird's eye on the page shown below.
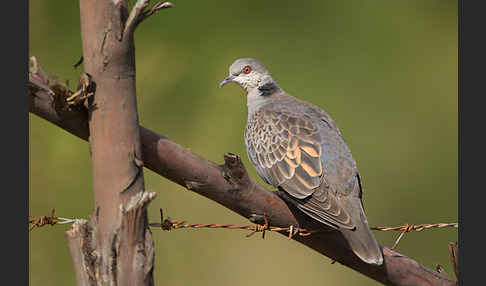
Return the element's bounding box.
[242,65,252,74]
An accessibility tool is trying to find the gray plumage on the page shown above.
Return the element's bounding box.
[220,58,383,265]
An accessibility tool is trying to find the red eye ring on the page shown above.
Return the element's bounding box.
[242,65,252,74]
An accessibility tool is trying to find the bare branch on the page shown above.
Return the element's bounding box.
[72,56,84,68]
[124,0,151,36]
[29,61,456,286]
[141,1,175,22]
[29,56,54,96]
[124,0,175,37]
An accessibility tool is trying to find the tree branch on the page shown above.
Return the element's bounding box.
[124,0,175,37]
[29,61,456,286]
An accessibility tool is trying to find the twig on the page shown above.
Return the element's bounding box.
[124,0,175,37]
[29,58,94,111]
[29,56,54,96]
[73,56,84,69]
[141,1,175,22]
[65,73,94,107]
[124,0,150,37]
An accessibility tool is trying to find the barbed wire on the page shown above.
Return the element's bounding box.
[28,208,457,250]
[29,209,80,232]
[371,223,458,250]
[148,209,313,239]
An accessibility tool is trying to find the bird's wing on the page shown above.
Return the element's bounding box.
[245,107,355,229]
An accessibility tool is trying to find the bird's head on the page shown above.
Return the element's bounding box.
[219,58,280,96]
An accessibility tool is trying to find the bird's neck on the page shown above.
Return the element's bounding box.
[246,80,284,118]
[257,80,281,96]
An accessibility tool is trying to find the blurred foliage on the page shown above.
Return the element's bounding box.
[29,1,457,285]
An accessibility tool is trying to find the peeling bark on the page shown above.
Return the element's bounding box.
[59,0,156,285]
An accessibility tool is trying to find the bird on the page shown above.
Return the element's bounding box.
[219,58,383,265]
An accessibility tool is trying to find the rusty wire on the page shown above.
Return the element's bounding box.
[28,208,457,250]
[29,209,79,232]
[371,223,458,250]
[149,209,313,239]
[150,209,457,249]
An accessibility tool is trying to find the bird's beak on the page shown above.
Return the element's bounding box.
[219,75,236,88]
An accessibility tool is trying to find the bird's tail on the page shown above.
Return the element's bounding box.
[276,188,383,265]
[340,197,383,265]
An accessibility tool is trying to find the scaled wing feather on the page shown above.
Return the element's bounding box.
[245,108,355,229]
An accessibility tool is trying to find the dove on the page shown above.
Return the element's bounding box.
[220,58,383,265]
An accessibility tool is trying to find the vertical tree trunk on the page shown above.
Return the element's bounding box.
[65,1,156,285]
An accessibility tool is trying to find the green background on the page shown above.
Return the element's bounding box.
[29,1,458,285]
